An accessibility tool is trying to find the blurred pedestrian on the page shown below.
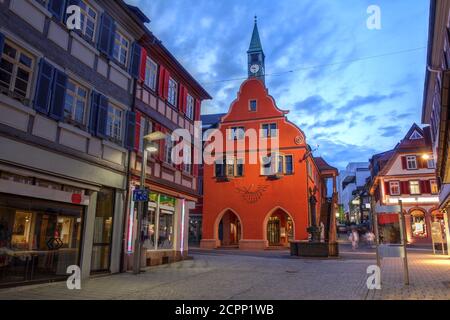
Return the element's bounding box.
[349,227,359,250]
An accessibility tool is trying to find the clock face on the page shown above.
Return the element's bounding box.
[250,64,260,74]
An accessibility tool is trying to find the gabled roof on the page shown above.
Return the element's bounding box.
[396,123,431,152]
[248,17,264,54]
[201,113,226,127]
[313,157,338,174]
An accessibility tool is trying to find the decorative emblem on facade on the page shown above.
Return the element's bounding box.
[236,184,269,204]
[295,135,304,145]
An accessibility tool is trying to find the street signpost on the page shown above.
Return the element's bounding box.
[373,201,410,286]
[431,221,446,255]
[133,188,149,202]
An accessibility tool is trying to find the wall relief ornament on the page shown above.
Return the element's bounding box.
[236,184,269,204]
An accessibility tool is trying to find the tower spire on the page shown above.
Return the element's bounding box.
[247,17,265,83]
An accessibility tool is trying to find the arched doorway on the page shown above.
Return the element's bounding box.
[265,208,294,247]
[218,210,242,247]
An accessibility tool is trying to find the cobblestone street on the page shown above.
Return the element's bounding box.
[0,245,449,300]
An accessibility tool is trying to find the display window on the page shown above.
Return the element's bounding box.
[411,210,427,238]
[0,194,84,287]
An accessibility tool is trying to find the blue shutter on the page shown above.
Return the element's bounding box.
[129,42,142,79]
[34,59,55,114]
[96,94,108,138]
[49,69,67,121]
[98,13,115,58]
[0,32,5,59]
[124,111,136,150]
[89,91,100,135]
[48,0,66,21]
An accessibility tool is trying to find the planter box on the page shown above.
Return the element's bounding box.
[290,241,339,257]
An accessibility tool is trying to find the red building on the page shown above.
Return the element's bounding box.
[124,23,211,268]
[200,20,337,250]
[369,124,442,245]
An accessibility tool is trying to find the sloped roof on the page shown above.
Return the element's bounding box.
[248,18,263,53]
[201,113,226,129]
[313,157,338,173]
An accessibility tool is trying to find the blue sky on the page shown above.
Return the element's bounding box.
[126,0,429,170]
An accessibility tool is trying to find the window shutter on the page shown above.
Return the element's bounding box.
[194,99,201,121]
[49,69,67,121]
[0,32,4,65]
[96,95,109,138]
[34,59,55,114]
[139,47,147,83]
[129,42,142,79]
[401,156,407,170]
[163,70,170,100]
[134,111,142,152]
[158,66,165,97]
[89,91,100,135]
[98,13,115,57]
[48,0,67,21]
[124,111,136,150]
[401,181,410,195]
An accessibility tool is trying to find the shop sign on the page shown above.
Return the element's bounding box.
[133,189,149,202]
[160,194,176,207]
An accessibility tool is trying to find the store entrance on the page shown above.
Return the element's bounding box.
[0,194,84,287]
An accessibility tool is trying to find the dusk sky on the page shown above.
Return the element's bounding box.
[126,0,429,170]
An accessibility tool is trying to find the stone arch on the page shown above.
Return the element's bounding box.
[214,208,243,247]
[263,206,295,247]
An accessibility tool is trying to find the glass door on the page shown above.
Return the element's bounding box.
[91,188,114,273]
[267,217,281,246]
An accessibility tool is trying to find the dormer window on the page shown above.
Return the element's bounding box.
[249,100,257,112]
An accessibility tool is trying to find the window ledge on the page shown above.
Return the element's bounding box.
[70,31,99,55]
[215,176,230,182]
[0,94,36,116]
[102,139,127,153]
[59,122,91,138]
[267,174,283,181]
[109,60,132,80]
[29,0,53,18]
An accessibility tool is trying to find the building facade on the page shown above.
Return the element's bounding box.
[337,162,370,223]
[369,124,441,245]
[0,0,149,287]
[422,0,450,253]
[200,20,336,250]
[124,26,211,268]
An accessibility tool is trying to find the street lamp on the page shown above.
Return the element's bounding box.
[133,131,166,275]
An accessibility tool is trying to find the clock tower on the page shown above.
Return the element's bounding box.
[247,16,265,83]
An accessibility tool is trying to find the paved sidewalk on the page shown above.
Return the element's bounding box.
[0,248,448,300]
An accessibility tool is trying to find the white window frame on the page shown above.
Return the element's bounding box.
[409,181,420,195]
[389,181,401,196]
[186,94,194,120]
[106,103,123,142]
[427,156,436,169]
[406,156,418,170]
[144,58,158,90]
[79,0,98,42]
[168,78,178,106]
[64,79,88,125]
[164,134,174,164]
[0,40,35,100]
[261,123,278,138]
[113,30,130,66]
[249,99,257,112]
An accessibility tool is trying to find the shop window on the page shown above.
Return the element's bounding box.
[0,195,83,287]
[411,210,427,238]
[0,40,35,102]
[158,210,174,249]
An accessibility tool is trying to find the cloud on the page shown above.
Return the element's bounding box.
[379,126,402,138]
[338,91,405,113]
